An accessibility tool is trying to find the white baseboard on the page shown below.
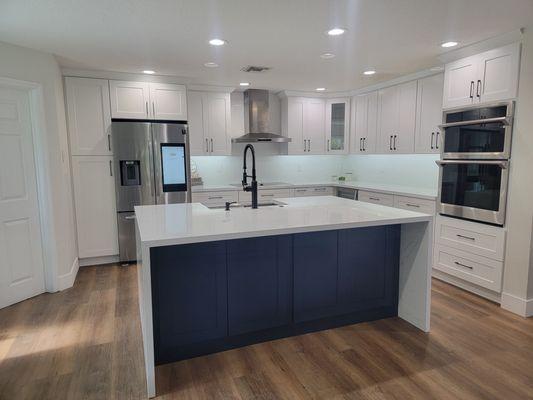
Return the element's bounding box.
[57,257,79,291]
[501,292,533,317]
[432,269,501,303]
[79,254,120,267]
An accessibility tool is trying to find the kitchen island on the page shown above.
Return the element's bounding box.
[135,196,433,398]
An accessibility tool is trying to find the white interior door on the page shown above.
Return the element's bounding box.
[0,85,45,309]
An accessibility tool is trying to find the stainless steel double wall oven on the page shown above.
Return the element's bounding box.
[436,102,514,226]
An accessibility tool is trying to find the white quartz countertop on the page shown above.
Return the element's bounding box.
[135,196,432,247]
[191,181,437,200]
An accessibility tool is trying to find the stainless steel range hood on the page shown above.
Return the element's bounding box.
[232,89,291,143]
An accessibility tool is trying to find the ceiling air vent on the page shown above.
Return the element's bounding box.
[241,65,271,73]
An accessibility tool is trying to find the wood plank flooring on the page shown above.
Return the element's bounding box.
[1,264,532,399]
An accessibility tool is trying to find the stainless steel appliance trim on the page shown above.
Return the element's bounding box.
[436,160,508,168]
[436,159,509,226]
[439,116,511,129]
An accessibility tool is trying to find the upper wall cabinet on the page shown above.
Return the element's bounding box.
[325,98,350,154]
[65,77,112,156]
[415,73,444,153]
[188,91,231,156]
[377,80,417,153]
[109,80,187,120]
[442,42,520,109]
[281,96,325,155]
[351,91,378,154]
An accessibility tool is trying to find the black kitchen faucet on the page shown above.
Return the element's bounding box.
[242,144,258,209]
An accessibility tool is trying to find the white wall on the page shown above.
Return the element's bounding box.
[0,41,78,291]
[502,27,533,316]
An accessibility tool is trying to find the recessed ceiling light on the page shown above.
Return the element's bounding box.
[239,82,250,87]
[209,38,227,46]
[204,62,219,68]
[143,70,155,74]
[441,41,458,48]
[327,28,345,36]
[363,70,376,76]
[316,87,326,91]
[320,53,335,59]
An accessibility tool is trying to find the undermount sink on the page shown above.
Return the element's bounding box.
[205,200,286,209]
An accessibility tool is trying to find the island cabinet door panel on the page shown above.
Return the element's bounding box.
[227,236,292,336]
[293,230,339,322]
[150,241,228,360]
[337,226,400,314]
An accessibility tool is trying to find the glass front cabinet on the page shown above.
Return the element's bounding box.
[326,98,350,154]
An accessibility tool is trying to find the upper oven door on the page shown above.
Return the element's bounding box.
[436,160,509,226]
[440,103,513,160]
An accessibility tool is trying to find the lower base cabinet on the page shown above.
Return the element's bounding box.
[227,236,292,336]
[294,226,400,322]
[150,226,400,364]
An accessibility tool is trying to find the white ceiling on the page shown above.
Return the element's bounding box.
[1,0,533,91]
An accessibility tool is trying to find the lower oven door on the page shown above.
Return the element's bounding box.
[436,160,509,226]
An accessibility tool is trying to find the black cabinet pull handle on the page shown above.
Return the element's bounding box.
[469,81,474,99]
[389,135,392,150]
[457,234,475,241]
[436,131,440,149]
[363,138,366,151]
[393,135,397,150]
[476,79,482,98]
[455,261,473,270]
[430,132,434,149]
[359,138,362,152]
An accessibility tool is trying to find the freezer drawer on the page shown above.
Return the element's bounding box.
[117,212,137,262]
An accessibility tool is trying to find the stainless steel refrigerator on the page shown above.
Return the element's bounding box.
[111,121,191,262]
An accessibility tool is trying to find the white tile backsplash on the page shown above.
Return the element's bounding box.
[192,152,439,189]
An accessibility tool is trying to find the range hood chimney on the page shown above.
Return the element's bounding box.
[232,89,291,143]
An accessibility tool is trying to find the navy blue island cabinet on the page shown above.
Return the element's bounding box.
[150,225,400,364]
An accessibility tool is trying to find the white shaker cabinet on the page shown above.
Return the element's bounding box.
[282,97,305,154]
[351,91,378,154]
[415,74,444,153]
[187,91,231,156]
[442,56,478,109]
[65,77,112,156]
[281,96,325,155]
[71,156,118,258]
[109,80,187,120]
[476,43,520,104]
[325,98,350,154]
[442,43,520,109]
[149,83,187,120]
[305,98,326,154]
[109,80,151,119]
[378,81,417,153]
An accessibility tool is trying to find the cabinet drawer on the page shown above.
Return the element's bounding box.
[292,186,334,197]
[394,195,435,215]
[192,191,238,206]
[433,244,503,292]
[435,215,506,261]
[239,188,291,202]
[358,190,394,207]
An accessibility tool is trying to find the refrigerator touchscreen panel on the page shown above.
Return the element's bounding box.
[160,143,187,192]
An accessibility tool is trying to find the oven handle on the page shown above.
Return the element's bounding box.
[439,116,511,129]
[435,160,509,169]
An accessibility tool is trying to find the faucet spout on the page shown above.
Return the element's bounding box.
[242,144,258,209]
